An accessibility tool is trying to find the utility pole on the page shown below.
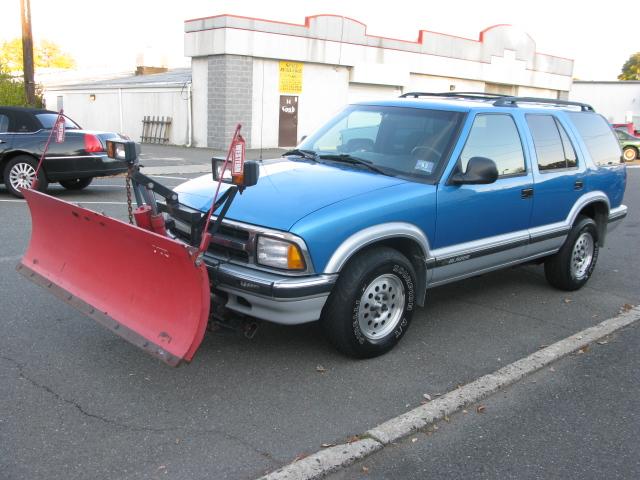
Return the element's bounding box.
[20,0,36,106]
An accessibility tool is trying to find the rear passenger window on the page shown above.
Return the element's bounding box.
[0,114,8,133]
[460,114,525,177]
[526,115,577,171]
[567,112,622,166]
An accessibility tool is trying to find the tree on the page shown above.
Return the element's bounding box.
[618,52,640,81]
[0,64,44,107]
[0,38,75,73]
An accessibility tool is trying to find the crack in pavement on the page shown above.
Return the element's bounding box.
[0,354,280,465]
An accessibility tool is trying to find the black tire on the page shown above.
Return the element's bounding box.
[59,177,93,190]
[622,146,637,162]
[2,155,48,198]
[321,246,417,358]
[544,215,599,291]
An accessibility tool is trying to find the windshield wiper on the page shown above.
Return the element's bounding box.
[282,149,318,161]
[318,154,387,175]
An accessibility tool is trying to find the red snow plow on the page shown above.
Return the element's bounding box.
[17,125,259,366]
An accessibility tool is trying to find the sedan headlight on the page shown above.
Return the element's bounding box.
[256,236,306,270]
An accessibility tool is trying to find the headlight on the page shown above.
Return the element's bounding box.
[256,236,306,270]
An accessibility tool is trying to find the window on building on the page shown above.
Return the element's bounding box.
[527,115,578,171]
[567,112,622,166]
[460,114,526,177]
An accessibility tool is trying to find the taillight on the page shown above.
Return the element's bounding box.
[84,134,104,153]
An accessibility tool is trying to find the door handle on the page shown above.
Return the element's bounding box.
[521,187,534,199]
[574,180,584,190]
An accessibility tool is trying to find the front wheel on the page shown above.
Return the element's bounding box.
[321,246,417,358]
[3,155,48,198]
[60,177,93,190]
[544,215,599,291]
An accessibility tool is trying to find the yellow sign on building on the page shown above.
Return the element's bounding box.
[279,61,303,94]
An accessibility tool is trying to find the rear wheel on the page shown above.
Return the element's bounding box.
[544,215,599,291]
[622,146,637,162]
[60,177,93,190]
[3,155,48,198]
[321,246,416,358]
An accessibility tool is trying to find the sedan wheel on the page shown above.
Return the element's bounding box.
[3,156,48,198]
[622,147,637,162]
[60,177,93,190]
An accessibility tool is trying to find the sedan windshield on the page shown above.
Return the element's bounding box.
[297,105,464,180]
[35,113,81,130]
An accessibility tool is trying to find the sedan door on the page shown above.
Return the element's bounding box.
[431,113,534,285]
[0,112,14,168]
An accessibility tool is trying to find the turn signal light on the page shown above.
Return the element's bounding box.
[287,245,305,270]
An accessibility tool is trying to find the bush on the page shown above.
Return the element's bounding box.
[0,71,43,107]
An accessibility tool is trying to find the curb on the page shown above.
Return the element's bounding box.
[257,305,640,480]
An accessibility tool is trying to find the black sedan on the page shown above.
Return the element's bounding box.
[0,107,128,197]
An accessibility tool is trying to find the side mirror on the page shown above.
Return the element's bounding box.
[212,158,260,188]
[450,157,498,185]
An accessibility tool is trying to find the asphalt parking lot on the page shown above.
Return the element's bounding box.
[1,160,638,480]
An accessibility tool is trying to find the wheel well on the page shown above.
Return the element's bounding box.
[577,201,608,246]
[0,151,39,181]
[354,237,428,307]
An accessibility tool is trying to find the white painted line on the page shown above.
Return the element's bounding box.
[147,175,189,180]
[141,165,210,175]
[0,199,128,205]
[626,165,640,169]
[257,306,640,480]
[0,255,21,263]
[0,199,26,203]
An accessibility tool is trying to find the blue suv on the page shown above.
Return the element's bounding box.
[168,93,628,358]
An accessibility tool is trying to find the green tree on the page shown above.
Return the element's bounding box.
[0,64,44,107]
[0,38,75,73]
[618,52,640,80]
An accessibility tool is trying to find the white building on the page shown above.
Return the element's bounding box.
[43,69,193,145]
[570,81,640,130]
[185,14,574,148]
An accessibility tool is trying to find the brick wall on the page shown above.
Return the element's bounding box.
[207,55,253,148]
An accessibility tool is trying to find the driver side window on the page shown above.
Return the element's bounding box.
[460,114,526,177]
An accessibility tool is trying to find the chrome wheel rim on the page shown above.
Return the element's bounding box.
[9,162,36,191]
[623,148,636,161]
[571,232,594,280]
[358,274,405,340]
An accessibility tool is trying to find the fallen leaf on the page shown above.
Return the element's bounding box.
[620,303,634,313]
[577,345,589,354]
[347,435,360,444]
[444,416,450,422]
[476,405,486,414]
[433,425,439,430]
[563,298,572,304]
[362,466,369,474]
[293,453,309,462]
[462,409,468,414]
[411,437,418,443]
[549,367,555,372]
[422,393,432,401]
[320,443,335,448]
[597,340,608,345]
[538,344,548,349]
[157,466,166,470]
[316,365,327,373]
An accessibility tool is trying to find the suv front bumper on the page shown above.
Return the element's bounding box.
[204,257,337,325]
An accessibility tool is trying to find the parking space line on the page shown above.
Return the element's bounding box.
[0,199,128,205]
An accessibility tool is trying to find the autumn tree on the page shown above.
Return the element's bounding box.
[0,38,75,73]
[618,52,640,81]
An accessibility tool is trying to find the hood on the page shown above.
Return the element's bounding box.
[173,159,407,231]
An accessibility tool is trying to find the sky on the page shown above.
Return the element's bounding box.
[1,0,638,80]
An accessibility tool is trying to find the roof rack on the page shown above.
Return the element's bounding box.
[399,92,596,112]
[400,91,506,101]
[492,96,594,112]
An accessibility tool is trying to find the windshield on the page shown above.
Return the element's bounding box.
[35,113,81,130]
[298,105,464,180]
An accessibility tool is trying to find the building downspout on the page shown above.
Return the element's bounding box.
[118,88,123,133]
[186,82,193,147]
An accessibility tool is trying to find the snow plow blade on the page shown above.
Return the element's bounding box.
[17,189,210,366]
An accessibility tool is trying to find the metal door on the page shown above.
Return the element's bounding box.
[278,95,298,147]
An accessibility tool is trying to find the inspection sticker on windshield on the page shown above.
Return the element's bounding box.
[415,160,435,173]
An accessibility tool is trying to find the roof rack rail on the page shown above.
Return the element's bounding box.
[493,96,594,112]
[400,91,506,101]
